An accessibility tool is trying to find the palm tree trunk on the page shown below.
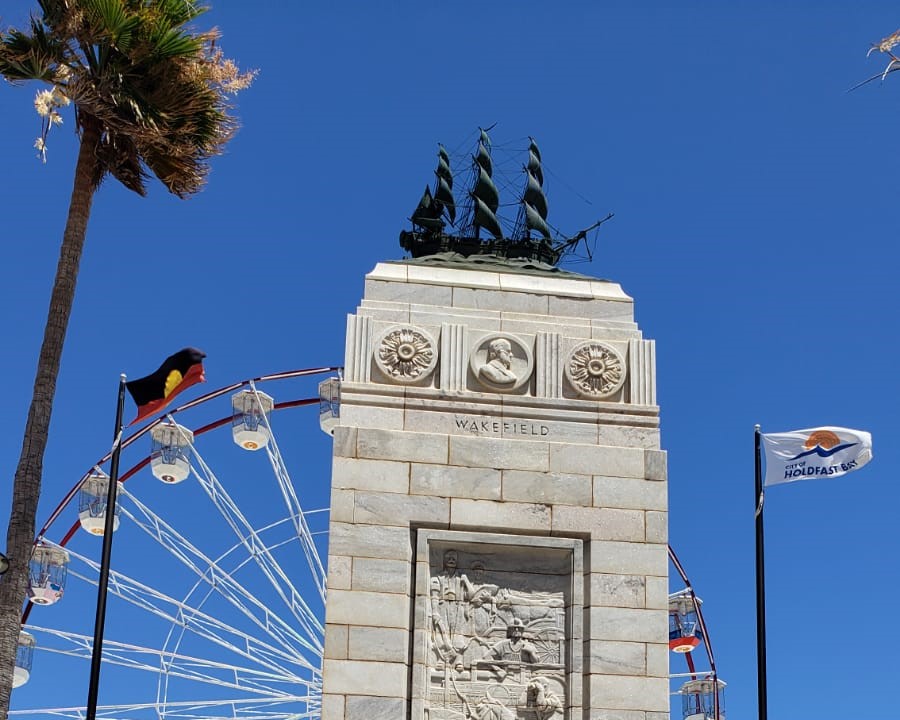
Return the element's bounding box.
[0,116,101,718]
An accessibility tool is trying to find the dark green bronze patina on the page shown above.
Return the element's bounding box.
[394,253,599,279]
[400,130,611,267]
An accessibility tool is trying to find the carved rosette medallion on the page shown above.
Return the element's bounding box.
[564,341,626,398]
[375,325,437,383]
[469,333,534,393]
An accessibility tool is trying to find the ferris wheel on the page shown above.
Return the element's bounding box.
[10,367,726,720]
[668,546,726,720]
[11,367,339,720]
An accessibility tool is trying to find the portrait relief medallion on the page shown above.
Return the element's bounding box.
[375,325,438,383]
[469,333,533,392]
[564,341,626,398]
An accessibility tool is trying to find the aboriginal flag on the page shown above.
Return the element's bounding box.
[126,348,206,425]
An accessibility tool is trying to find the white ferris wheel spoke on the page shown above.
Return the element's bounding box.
[179,439,325,648]
[249,383,327,603]
[24,626,318,696]
[116,488,323,660]
[47,539,315,676]
[9,694,320,720]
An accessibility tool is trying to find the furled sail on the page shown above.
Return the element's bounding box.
[434,144,456,225]
[473,165,499,213]
[524,202,552,239]
[522,137,551,240]
[411,185,444,231]
[523,170,548,219]
[475,141,493,177]
[528,137,544,184]
[435,177,456,225]
[470,128,503,238]
[437,145,452,180]
[473,195,504,239]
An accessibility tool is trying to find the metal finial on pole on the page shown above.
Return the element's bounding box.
[85,373,127,720]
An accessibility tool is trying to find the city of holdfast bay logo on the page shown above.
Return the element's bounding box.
[783,429,859,479]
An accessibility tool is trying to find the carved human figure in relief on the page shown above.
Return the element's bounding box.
[466,562,499,638]
[478,338,518,386]
[526,677,562,720]
[474,689,517,720]
[489,618,539,664]
[430,549,474,666]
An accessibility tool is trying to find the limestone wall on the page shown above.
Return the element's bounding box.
[322,262,669,720]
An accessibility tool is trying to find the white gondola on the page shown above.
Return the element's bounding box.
[78,471,121,535]
[232,390,274,451]
[680,677,726,720]
[669,588,703,653]
[13,631,35,688]
[150,422,194,484]
[28,544,69,606]
[318,377,341,435]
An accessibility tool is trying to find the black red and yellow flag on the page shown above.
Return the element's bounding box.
[126,348,206,425]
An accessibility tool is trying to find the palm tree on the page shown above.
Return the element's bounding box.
[0,0,252,712]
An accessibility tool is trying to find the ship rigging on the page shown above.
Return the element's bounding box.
[400,128,612,266]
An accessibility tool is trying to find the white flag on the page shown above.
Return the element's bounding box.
[762,426,873,487]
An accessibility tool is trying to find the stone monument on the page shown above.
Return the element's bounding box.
[320,258,668,720]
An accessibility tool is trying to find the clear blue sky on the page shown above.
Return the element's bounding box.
[2,2,899,718]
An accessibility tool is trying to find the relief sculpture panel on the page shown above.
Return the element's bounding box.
[417,532,581,720]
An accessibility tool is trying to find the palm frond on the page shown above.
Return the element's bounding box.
[0,22,60,82]
[96,128,148,195]
[2,0,249,198]
[152,0,207,27]
[149,26,203,59]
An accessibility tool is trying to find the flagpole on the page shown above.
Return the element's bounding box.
[86,373,126,720]
[754,424,768,720]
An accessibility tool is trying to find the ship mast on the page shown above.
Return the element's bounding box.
[410,144,456,233]
[435,144,455,226]
[521,137,552,241]
[469,128,503,240]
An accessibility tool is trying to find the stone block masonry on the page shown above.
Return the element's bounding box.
[322,262,668,720]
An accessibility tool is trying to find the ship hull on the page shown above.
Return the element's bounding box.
[400,231,560,265]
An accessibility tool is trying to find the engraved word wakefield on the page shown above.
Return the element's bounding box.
[454,416,550,437]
